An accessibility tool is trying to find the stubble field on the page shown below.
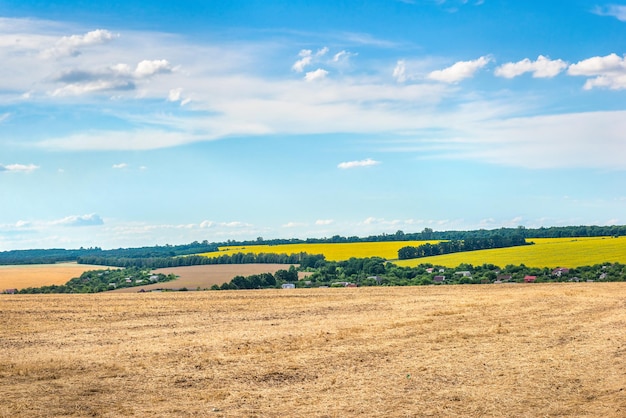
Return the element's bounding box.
[112,264,306,293]
[1,283,625,417]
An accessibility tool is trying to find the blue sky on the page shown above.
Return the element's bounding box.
[1,0,626,250]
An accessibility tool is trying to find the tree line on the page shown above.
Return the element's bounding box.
[397,235,531,260]
[3,224,626,265]
[76,252,326,269]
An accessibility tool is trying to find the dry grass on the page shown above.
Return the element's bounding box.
[0,263,109,291]
[112,264,304,293]
[1,284,625,417]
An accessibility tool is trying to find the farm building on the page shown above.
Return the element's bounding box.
[281,283,295,289]
[552,268,570,277]
[433,276,445,283]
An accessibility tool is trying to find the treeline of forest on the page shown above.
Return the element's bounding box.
[76,252,326,269]
[2,224,626,265]
[397,236,531,260]
[0,241,218,265]
[14,267,177,294]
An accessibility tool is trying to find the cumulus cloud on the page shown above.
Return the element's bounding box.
[292,47,330,72]
[593,4,626,21]
[42,29,117,58]
[337,158,381,169]
[292,49,313,72]
[428,56,491,83]
[495,55,568,78]
[54,213,104,227]
[304,68,329,82]
[0,163,39,173]
[50,59,172,96]
[134,59,172,77]
[112,163,128,169]
[567,53,626,90]
[315,219,334,226]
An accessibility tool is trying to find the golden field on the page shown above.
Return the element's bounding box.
[0,263,110,291]
[202,236,626,268]
[1,284,625,417]
[203,241,439,262]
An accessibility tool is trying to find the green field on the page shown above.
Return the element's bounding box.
[201,236,626,268]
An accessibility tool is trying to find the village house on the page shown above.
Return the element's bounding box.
[433,275,445,283]
[524,275,537,283]
[552,268,570,277]
[455,271,472,277]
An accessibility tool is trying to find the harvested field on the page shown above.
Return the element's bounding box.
[0,263,109,291]
[112,264,303,292]
[1,283,625,417]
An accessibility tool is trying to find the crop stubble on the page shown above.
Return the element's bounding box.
[1,284,625,417]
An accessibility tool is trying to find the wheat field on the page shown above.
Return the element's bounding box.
[0,263,111,291]
[1,284,625,417]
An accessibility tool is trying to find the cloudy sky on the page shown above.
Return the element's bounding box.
[1,0,626,250]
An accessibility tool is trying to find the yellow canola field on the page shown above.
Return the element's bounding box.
[395,236,626,268]
[200,236,626,268]
[200,241,440,262]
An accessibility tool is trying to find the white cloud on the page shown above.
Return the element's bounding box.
[429,110,626,169]
[393,60,407,82]
[112,163,128,169]
[567,53,626,90]
[315,219,334,226]
[0,163,39,173]
[292,47,329,72]
[304,68,329,82]
[42,29,117,58]
[428,56,491,83]
[54,213,104,227]
[283,221,307,228]
[332,50,353,63]
[337,158,381,169]
[168,88,182,101]
[134,59,172,78]
[292,49,313,72]
[38,130,202,151]
[495,55,567,78]
[316,47,329,57]
[221,221,252,228]
[593,5,626,21]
